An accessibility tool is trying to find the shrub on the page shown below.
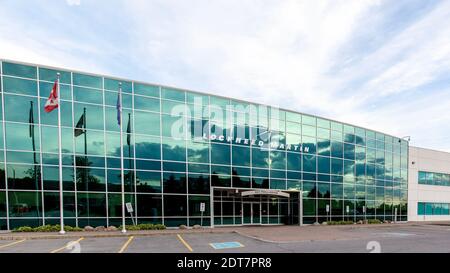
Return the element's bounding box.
[326,221,354,225]
[368,219,382,224]
[13,225,83,233]
[14,226,33,232]
[119,224,166,231]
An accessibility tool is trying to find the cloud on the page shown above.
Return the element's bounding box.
[66,0,81,6]
[0,0,449,152]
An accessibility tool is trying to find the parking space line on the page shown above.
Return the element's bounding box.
[177,234,193,252]
[0,239,27,250]
[118,236,134,253]
[50,237,84,253]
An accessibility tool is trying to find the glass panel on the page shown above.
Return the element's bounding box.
[134,111,160,136]
[5,122,40,151]
[187,141,209,163]
[189,196,210,216]
[107,169,134,193]
[73,73,102,89]
[303,154,316,173]
[135,96,160,112]
[252,147,269,168]
[162,138,186,161]
[77,193,107,217]
[162,87,185,102]
[135,135,161,160]
[137,194,162,217]
[40,81,71,101]
[164,195,187,216]
[8,191,42,217]
[43,166,75,191]
[39,67,71,84]
[211,143,230,165]
[104,78,132,93]
[74,103,104,130]
[3,62,37,79]
[76,167,106,192]
[44,192,76,217]
[163,172,186,193]
[232,146,250,167]
[41,127,73,154]
[108,194,134,217]
[0,192,6,217]
[75,130,104,156]
[134,83,160,97]
[302,115,316,126]
[73,86,103,104]
[3,77,37,96]
[4,94,38,123]
[188,173,210,194]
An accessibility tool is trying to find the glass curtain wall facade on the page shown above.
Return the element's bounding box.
[0,60,409,230]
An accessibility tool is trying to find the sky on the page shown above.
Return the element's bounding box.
[0,0,449,151]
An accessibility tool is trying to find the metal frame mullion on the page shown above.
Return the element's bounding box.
[131,82,138,225]
[102,77,109,227]
[36,67,45,226]
[0,61,11,231]
[159,86,164,226]
[70,72,78,227]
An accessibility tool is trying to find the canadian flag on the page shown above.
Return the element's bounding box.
[45,80,59,113]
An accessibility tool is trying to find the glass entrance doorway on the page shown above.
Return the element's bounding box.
[243,202,261,225]
[212,188,301,227]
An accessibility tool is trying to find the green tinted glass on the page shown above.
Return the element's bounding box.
[135,95,160,112]
[134,83,160,97]
[73,73,102,89]
[73,86,103,104]
[104,78,132,93]
[2,62,37,79]
[39,67,71,84]
[3,77,37,96]
[162,87,185,102]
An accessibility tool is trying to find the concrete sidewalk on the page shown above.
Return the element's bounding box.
[0,222,427,241]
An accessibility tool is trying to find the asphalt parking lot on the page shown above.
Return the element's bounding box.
[1,224,450,253]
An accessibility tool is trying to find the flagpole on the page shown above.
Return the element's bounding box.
[119,83,126,233]
[57,73,65,235]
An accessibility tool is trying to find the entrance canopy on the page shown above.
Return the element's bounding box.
[241,189,290,198]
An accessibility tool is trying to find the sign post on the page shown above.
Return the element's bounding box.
[126,202,136,226]
[326,204,330,222]
[200,202,205,227]
[363,206,367,221]
[394,207,398,223]
[346,205,350,222]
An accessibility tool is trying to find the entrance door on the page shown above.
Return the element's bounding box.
[243,203,252,224]
[252,203,261,224]
[243,202,261,225]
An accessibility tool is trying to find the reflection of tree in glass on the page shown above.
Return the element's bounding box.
[75,156,101,191]
[189,175,208,193]
[165,174,179,192]
[112,170,135,192]
[307,186,317,198]
[8,166,41,190]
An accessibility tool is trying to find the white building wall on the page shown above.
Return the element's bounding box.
[408,146,450,221]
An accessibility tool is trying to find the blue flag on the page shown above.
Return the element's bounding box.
[116,90,121,126]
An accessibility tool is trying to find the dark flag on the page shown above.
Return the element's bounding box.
[29,101,34,138]
[116,90,121,126]
[126,113,131,146]
[74,112,86,137]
